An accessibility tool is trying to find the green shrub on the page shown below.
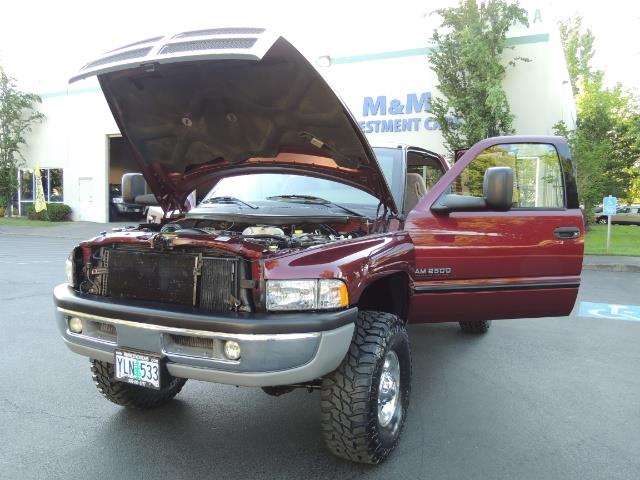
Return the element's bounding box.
[26,205,47,220]
[26,203,72,221]
[47,203,72,221]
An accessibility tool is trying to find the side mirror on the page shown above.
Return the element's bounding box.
[122,173,158,205]
[431,166,513,213]
[483,166,513,211]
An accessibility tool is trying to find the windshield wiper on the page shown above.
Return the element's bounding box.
[201,196,259,209]
[267,195,367,218]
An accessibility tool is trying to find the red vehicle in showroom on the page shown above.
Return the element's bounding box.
[55,29,584,464]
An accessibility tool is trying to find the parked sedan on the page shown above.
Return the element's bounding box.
[595,204,640,225]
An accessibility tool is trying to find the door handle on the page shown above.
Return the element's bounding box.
[554,227,580,239]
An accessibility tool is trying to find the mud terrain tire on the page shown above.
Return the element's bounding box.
[321,311,411,464]
[459,320,492,334]
[90,359,186,408]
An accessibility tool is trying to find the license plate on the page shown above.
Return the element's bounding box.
[115,350,161,389]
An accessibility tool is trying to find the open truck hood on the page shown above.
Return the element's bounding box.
[70,28,397,215]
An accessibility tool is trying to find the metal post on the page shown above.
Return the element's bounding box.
[607,214,612,253]
[17,168,21,217]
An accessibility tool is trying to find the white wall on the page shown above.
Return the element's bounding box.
[24,78,118,222]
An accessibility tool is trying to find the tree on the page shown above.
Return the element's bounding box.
[558,17,596,97]
[429,0,529,155]
[555,18,640,214]
[0,68,44,212]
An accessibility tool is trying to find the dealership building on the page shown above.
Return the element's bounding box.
[19,3,575,222]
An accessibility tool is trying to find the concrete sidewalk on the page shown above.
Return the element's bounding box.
[1,221,639,272]
[582,255,640,272]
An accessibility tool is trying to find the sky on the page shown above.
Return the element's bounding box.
[0,0,638,94]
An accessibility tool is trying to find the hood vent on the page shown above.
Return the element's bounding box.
[106,36,163,54]
[172,27,265,39]
[159,38,257,55]
[84,47,153,70]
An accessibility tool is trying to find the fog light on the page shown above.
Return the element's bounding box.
[68,316,83,334]
[223,340,241,360]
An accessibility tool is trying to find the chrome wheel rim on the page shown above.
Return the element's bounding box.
[377,350,402,432]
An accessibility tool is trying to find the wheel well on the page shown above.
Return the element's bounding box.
[356,272,410,321]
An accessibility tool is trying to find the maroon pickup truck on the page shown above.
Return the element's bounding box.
[55,29,584,464]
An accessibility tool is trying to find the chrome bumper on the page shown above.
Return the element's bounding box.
[54,284,355,387]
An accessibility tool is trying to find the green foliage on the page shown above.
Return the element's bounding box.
[585,225,640,256]
[555,18,640,216]
[25,203,72,221]
[629,176,640,203]
[429,0,529,155]
[0,68,44,210]
[558,17,595,97]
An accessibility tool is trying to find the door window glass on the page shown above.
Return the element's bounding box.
[407,159,445,191]
[451,143,564,208]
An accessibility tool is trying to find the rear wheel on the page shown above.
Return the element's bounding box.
[459,320,491,334]
[90,359,186,409]
[596,217,607,224]
[320,311,411,464]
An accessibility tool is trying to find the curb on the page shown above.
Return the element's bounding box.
[583,264,640,273]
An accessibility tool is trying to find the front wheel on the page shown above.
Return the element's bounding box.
[596,217,607,224]
[320,311,411,464]
[90,359,187,409]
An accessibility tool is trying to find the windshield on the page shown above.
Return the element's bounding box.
[201,147,405,212]
[204,174,379,206]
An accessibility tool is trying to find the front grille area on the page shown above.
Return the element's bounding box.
[200,257,240,311]
[91,246,248,313]
[106,249,199,306]
[98,323,116,336]
[170,335,214,350]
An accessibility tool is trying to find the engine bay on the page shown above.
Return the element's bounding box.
[153,218,369,252]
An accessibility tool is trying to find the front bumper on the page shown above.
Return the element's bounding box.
[53,284,356,387]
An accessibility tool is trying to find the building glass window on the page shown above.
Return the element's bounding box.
[49,169,63,202]
[19,168,64,206]
[20,170,34,201]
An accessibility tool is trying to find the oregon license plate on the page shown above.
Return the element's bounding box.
[115,350,161,389]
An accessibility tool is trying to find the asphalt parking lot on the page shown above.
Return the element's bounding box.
[1,223,639,480]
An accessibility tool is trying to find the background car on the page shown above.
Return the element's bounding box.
[109,183,146,221]
[595,204,640,225]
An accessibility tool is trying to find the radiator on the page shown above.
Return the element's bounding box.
[98,246,242,312]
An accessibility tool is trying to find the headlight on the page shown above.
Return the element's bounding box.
[65,251,76,287]
[112,197,123,204]
[266,279,348,311]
